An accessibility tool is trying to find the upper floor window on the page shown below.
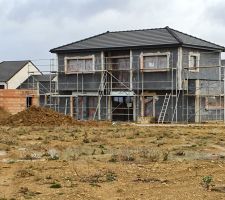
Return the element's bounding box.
[189,53,200,72]
[141,52,170,71]
[65,56,95,74]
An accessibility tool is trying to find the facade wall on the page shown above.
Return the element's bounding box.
[7,62,41,89]
[57,48,179,93]
[198,80,224,121]
[182,48,220,81]
[132,48,178,91]
[55,46,222,122]
[58,52,102,92]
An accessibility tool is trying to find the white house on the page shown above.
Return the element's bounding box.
[0,60,41,89]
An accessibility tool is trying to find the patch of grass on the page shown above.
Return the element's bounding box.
[16,169,34,178]
[50,182,62,189]
[106,171,117,182]
[109,154,118,162]
[83,132,90,143]
[202,175,214,190]
[89,183,101,187]
[120,152,135,161]
[126,135,134,139]
[139,149,161,162]
[45,175,52,180]
[48,155,59,160]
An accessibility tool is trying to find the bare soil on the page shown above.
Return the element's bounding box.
[0,106,79,126]
[0,106,110,128]
[0,122,225,199]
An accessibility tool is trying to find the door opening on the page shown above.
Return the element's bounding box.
[112,96,133,121]
[26,96,33,108]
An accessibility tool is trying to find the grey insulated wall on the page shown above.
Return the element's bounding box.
[182,48,221,81]
[132,48,178,91]
[57,52,102,92]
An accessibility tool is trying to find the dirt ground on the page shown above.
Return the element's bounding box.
[0,123,225,200]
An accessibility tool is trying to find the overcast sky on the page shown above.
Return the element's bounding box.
[0,0,225,70]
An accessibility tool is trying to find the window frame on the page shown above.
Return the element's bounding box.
[64,55,95,74]
[205,96,224,110]
[189,52,200,72]
[140,52,170,72]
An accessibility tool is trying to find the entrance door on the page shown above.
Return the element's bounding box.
[112,96,133,121]
[143,96,155,117]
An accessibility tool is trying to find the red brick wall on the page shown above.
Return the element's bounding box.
[0,89,39,114]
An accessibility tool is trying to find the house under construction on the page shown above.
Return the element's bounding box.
[46,26,225,123]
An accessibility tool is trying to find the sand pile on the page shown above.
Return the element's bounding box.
[1,106,81,126]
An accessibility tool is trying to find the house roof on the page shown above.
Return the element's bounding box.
[0,60,30,82]
[50,26,225,53]
[31,74,56,82]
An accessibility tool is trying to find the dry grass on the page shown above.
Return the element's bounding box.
[0,124,225,199]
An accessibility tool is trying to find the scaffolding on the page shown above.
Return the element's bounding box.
[21,50,225,124]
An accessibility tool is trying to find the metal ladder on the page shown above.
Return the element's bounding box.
[93,71,108,120]
[158,93,171,124]
[171,90,181,123]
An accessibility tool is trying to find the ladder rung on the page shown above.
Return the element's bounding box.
[158,93,171,124]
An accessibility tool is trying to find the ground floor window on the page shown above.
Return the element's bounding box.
[77,96,98,120]
[205,96,224,110]
[0,85,5,89]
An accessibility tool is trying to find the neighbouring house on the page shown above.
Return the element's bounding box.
[50,26,225,123]
[0,60,41,89]
[0,60,41,114]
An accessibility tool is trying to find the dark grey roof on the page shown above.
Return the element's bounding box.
[50,26,225,53]
[31,74,56,82]
[0,60,30,82]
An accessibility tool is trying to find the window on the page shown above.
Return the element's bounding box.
[189,53,200,72]
[141,53,169,71]
[65,56,95,74]
[0,85,5,89]
[205,96,224,110]
[26,96,33,108]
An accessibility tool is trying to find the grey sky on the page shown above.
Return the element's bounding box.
[0,0,225,70]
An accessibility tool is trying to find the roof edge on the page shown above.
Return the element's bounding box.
[6,61,42,82]
[169,27,225,50]
[51,43,181,54]
[50,31,109,53]
[182,44,225,51]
